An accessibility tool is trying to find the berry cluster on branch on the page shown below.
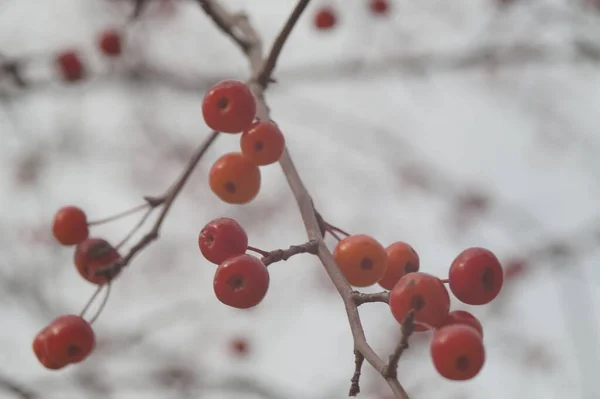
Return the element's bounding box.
[29,1,522,399]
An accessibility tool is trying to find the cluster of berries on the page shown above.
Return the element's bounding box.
[314,0,391,31]
[33,206,122,370]
[333,234,502,380]
[202,80,286,204]
[57,29,123,82]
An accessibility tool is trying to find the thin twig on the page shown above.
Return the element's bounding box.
[96,131,219,276]
[89,282,112,325]
[352,291,390,306]
[87,202,150,226]
[349,350,365,396]
[261,240,319,266]
[115,206,155,250]
[384,310,416,379]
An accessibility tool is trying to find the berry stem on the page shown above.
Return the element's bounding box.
[115,207,155,250]
[88,282,112,325]
[440,278,449,284]
[87,202,151,226]
[352,290,390,306]
[261,240,319,266]
[325,222,351,237]
[246,245,270,257]
[79,284,105,318]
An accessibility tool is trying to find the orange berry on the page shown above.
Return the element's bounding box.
[333,235,387,287]
[389,272,450,332]
[240,121,285,166]
[378,242,419,290]
[209,152,261,204]
[52,206,89,246]
[430,325,485,380]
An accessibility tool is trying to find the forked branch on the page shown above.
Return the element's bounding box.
[197,1,411,398]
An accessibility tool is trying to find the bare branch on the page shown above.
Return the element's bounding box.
[198,1,410,397]
[353,291,390,306]
[349,350,365,396]
[261,240,319,266]
[384,311,416,379]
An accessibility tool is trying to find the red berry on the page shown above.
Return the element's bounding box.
[32,327,68,370]
[213,254,269,309]
[240,121,286,166]
[378,242,419,290]
[74,238,121,285]
[56,51,84,82]
[199,217,248,265]
[430,325,485,380]
[389,272,450,332]
[52,206,89,246]
[449,247,503,305]
[333,235,388,287]
[369,0,390,14]
[209,152,261,204]
[230,337,250,357]
[44,315,95,365]
[202,80,256,133]
[314,7,336,30]
[440,310,483,338]
[98,29,123,57]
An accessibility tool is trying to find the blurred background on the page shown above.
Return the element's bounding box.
[0,0,599,398]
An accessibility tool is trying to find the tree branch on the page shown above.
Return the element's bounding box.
[198,1,411,397]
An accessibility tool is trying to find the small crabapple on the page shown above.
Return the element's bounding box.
[202,80,256,133]
[440,310,483,338]
[369,0,390,15]
[240,121,286,166]
[449,247,503,305]
[209,152,261,204]
[314,7,336,30]
[333,235,388,287]
[74,238,121,285]
[430,324,485,380]
[378,242,419,290]
[98,29,123,57]
[199,217,248,264]
[389,272,450,332]
[56,51,84,82]
[213,254,270,309]
[52,206,89,246]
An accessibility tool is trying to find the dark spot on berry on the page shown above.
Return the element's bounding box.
[410,294,425,311]
[88,241,112,259]
[360,258,373,270]
[216,97,229,110]
[254,141,264,152]
[455,355,469,372]
[68,345,81,357]
[481,267,495,291]
[204,232,214,244]
[405,262,418,274]
[228,275,245,291]
[225,182,236,193]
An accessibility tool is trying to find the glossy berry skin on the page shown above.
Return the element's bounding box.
[430,325,485,380]
[314,7,336,30]
[98,29,122,57]
[370,0,390,14]
[45,315,95,364]
[209,152,261,204]
[202,80,256,133]
[333,235,388,287]
[389,272,450,332]
[199,217,248,265]
[440,310,483,338]
[449,247,503,305]
[32,327,68,370]
[74,238,121,285]
[213,254,270,309]
[52,206,89,246]
[56,51,84,82]
[33,315,95,369]
[378,242,419,290]
[240,121,285,166]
